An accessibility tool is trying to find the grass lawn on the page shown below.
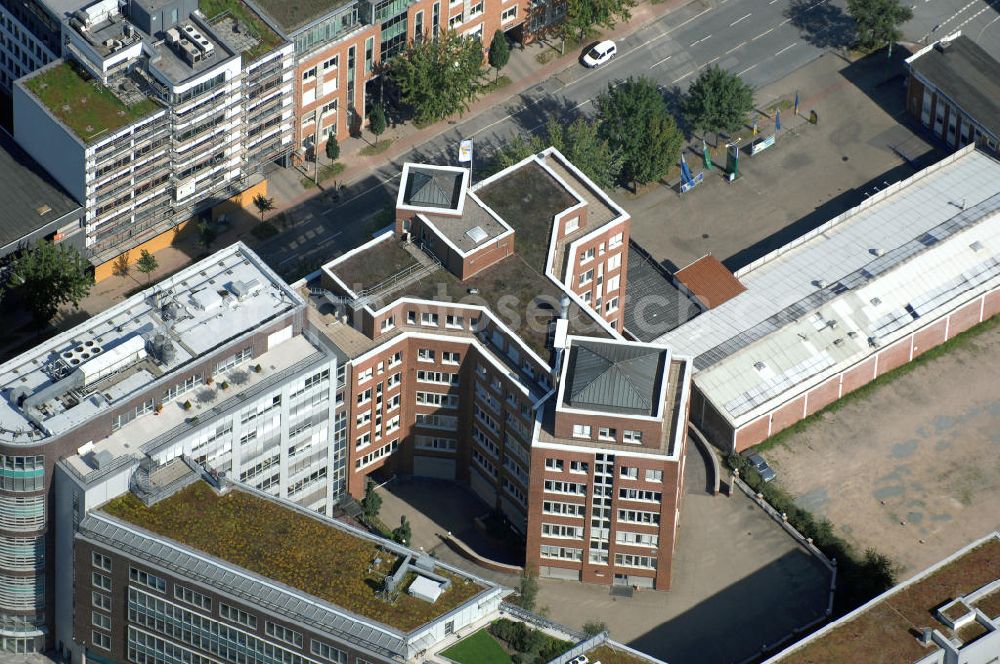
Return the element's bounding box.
[24,62,160,143]
[360,139,393,156]
[441,629,511,664]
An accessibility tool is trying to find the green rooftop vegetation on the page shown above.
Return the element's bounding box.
[332,238,420,292]
[586,645,660,664]
[102,482,484,632]
[24,62,159,143]
[200,0,285,61]
[476,162,578,274]
[250,0,355,34]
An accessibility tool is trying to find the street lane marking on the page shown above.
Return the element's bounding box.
[730,12,752,26]
[649,53,673,68]
[725,41,747,54]
[701,56,720,67]
[779,17,791,25]
[752,27,774,40]
[672,70,695,83]
[738,63,758,75]
[774,42,797,55]
[690,34,712,46]
[769,0,780,4]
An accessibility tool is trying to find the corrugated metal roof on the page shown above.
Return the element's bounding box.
[564,340,665,416]
[625,243,703,341]
[661,147,1000,427]
[657,147,1000,366]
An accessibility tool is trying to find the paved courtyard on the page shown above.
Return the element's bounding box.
[765,320,1000,580]
[626,50,945,274]
[378,444,832,664]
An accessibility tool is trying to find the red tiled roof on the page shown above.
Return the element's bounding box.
[674,255,746,309]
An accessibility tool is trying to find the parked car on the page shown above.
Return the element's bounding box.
[745,452,777,483]
[582,40,617,67]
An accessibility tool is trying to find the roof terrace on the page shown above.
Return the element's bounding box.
[23,61,160,143]
[324,235,610,359]
[774,535,1000,664]
[250,0,357,34]
[0,243,302,445]
[101,480,488,632]
[200,0,285,61]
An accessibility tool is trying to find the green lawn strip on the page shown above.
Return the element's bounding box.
[441,629,512,664]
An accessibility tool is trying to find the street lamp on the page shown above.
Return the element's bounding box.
[313,106,326,186]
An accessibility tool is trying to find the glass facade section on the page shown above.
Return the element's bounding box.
[0,455,44,492]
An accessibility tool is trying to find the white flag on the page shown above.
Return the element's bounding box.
[458,139,473,163]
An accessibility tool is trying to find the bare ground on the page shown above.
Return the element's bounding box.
[765,321,1000,579]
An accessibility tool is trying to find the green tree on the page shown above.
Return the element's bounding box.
[392,515,411,545]
[516,566,539,611]
[387,30,484,126]
[368,104,387,141]
[252,193,276,222]
[361,479,382,521]
[565,0,636,42]
[683,65,755,136]
[4,241,92,327]
[488,29,510,82]
[325,132,340,161]
[112,251,131,279]
[847,0,913,51]
[135,249,159,285]
[582,619,608,637]
[597,76,683,189]
[197,221,217,249]
[491,118,621,186]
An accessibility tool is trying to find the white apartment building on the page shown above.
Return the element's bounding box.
[10,0,294,264]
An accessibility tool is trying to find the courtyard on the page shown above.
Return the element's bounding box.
[377,444,832,664]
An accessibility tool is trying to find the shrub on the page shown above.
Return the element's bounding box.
[182,400,192,410]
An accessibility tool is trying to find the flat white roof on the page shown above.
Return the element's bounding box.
[656,146,1000,427]
[0,242,303,445]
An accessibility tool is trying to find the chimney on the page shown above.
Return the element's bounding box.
[920,627,934,645]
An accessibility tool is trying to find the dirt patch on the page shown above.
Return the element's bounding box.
[766,320,1000,579]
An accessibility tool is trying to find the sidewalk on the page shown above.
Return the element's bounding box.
[270,0,696,213]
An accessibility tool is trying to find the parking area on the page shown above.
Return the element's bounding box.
[625,50,944,273]
[765,320,1000,580]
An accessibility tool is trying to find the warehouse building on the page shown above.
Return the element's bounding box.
[657,145,1000,452]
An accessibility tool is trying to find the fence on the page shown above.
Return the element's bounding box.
[499,602,586,642]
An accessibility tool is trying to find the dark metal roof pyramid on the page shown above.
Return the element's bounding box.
[404,168,463,209]
[564,341,665,416]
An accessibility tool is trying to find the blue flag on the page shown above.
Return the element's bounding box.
[794,91,799,115]
[680,153,693,184]
[776,109,781,131]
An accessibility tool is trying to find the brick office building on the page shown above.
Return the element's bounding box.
[311,148,692,589]
[656,145,1000,452]
[244,0,531,156]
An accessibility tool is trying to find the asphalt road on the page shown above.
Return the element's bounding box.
[257,0,1000,274]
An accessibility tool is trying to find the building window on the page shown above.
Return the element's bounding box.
[414,10,424,39]
[129,567,166,592]
[92,630,111,651]
[646,469,663,482]
[501,5,517,21]
[580,247,595,264]
[620,466,637,479]
[380,315,395,331]
[609,232,623,248]
[92,552,112,572]
[364,37,374,74]
[219,603,257,629]
[606,274,620,293]
[623,430,643,444]
[92,591,111,611]
[570,460,589,474]
[607,253,622,271]
[432,2,440,34]
[421,312,439,326]
[540,544,583,561]
[0,455,44,492]
[615,553,657,569]
[92,611,111,630]
[323,56,338,70]
[598,427,616,441]
[446,314,464,329]
[266,622,303,648]
[174,584,212,611]
[448,12,463,27]
[418,348,435,362]
[578,269,594,287]
[442,351,460,364]
[619,488,662,502]
[92,572,111,591]
[572,424,591,438]
[302,67,317,81]
[606,297,619,314]
[545,458,564,471]
[311,639,347,663]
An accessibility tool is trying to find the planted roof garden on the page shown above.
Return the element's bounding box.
[102,481,484,631]
[200,0,285,61]
[24,62,160,143]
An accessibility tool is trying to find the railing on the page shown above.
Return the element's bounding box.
[499,603,586,641]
